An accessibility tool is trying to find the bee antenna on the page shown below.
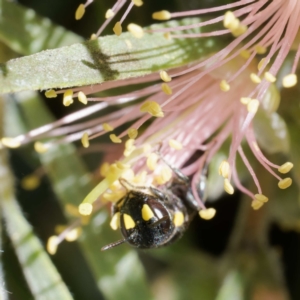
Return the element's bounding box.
[101,238,127,251]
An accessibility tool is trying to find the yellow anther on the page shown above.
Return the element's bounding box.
[100,162,110,177]
[105,9,115,19]
[65,228,82,242]
[81,132,89,148]
[125,138,135,150]
[103,191,125,202]
[257,57,269,71]
[147,153,158,171]
[278,178,292,189]
[132,0,143,6]
[251,199,264,210]
[113,22,122,36]
[239,49,251,59]
[133,171,147,184]
[152,10,171,20]
[199,208,216,220]
[282,74,297,88]
[47,236,59,255]
[1,137,21,148]
[45,89,57,98]
[278,162,294,174]
[75,4,85,20]
[218,160,230,178]
[232,24,248,37]
[247,99,260,114]
[110,134,122,143]
[264,72,276,83]
[124,148,135,157]
[142,204,154,221]
[254,193,268,203]
[123,213,135,229]
[224,178,234,195]
[127,23,144,38]
[169,139,183,150]
[155,166,172,185]
[21,175,40,190]
[250,73,261,84]
[90,33,97,40]
[110,212,120,230]
[121,169,135,181]
[103,123,114,132]
[223,11,239,30]
[160,70,172,82]
[240,97,251,105]
[140,101,164,117]
[128,128,138,139]
[63,89,73,106]
[173,211,185,227]
[78,203,93,216]
[78,91,87,104]
[34,141,48,153]
[116,161,131,170]
[161,83,172,95]
[220,80,230,92]
[254,45,267,54]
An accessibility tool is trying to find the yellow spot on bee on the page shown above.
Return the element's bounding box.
[110,212,120,230]
[123,213,136,229]
[173,211,184,227]
[142,204,154,221]
[21,175,40,190]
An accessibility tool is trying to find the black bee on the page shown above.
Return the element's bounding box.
[101,159,207,251]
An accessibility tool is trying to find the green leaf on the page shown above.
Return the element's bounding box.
[9,91,153,300]
[0,148,73,300]
[0,18,225,93]
[0,0,83,56]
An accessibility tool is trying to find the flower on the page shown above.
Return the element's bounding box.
[3,0,298,220]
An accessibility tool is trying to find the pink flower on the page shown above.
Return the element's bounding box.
[6,0,298,217]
